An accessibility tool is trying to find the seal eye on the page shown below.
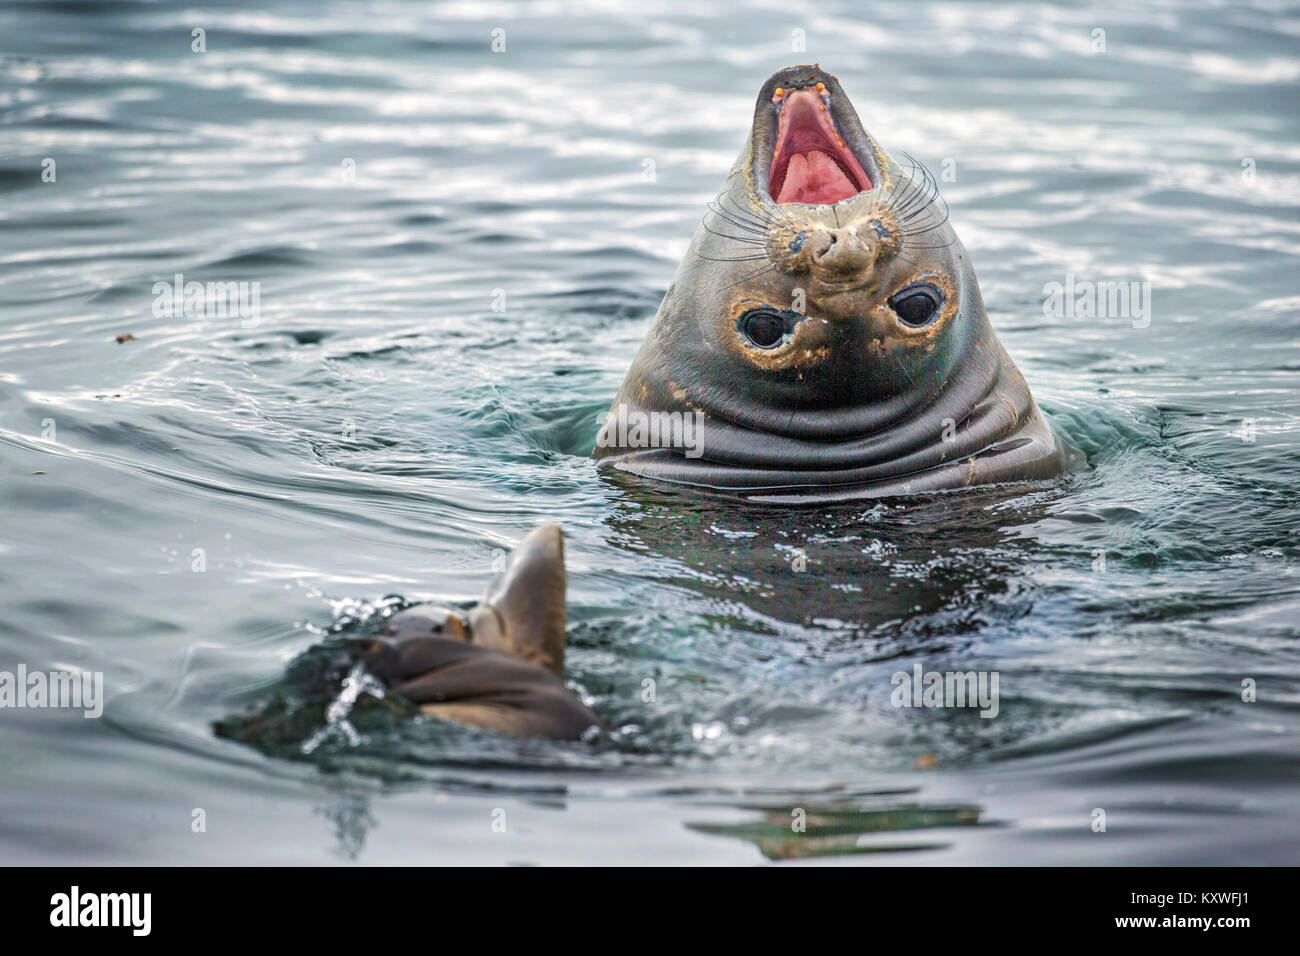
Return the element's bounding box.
[888,283,944,328]
[739,308,789,349]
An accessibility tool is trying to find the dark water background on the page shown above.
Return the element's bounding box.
[1,0,1298,863]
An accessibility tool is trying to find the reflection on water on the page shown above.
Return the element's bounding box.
[1,0,1298,863]
[687,794,984,860]
[316,786,377,862]
[603,485,1058,631]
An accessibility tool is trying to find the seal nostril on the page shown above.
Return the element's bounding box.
[807,231,836,262]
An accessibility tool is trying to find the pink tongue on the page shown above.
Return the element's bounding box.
[776,150,857,204]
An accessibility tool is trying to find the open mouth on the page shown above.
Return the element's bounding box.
[768,85,873,205]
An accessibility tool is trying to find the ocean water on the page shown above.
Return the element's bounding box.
[1,0,1298,864]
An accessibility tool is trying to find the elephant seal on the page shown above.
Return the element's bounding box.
[360,524,600,740]
[594,65,1072,503]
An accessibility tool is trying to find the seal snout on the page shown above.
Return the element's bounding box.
[765,204,898,283]
[808,228,873,275]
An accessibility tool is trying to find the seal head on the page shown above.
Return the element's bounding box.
[595,65,1068,503]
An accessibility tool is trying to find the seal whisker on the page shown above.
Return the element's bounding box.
[741,205,783,229]
[897,209,948,232]
[705,204,769,236]
[721,261,781,291]
[881,166,926,214]
[707,214,764,238]
[898,210,951,236]
[697,252,772,262]
[885,174,927,215]
[896,190,940,219]
[701,221,766,245]
[708,218,766,238]
[888,154,942,220]
[762,198,806,228]
[722,190,772,215]
[891,176,937,220]
[897,185,948,226]
[716,194,774,229]
[901,239,958,251]
[882,185,928,223]
[716,200,776,234]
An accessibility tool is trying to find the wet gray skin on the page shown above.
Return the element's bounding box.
[595,65,1078,503]
[360,524,601,740]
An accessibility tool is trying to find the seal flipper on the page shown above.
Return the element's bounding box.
[468,523,567,678]
[359,634,599,740]
[361,525,596,740]
[369,637,599,740]
[363,628,465,684]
